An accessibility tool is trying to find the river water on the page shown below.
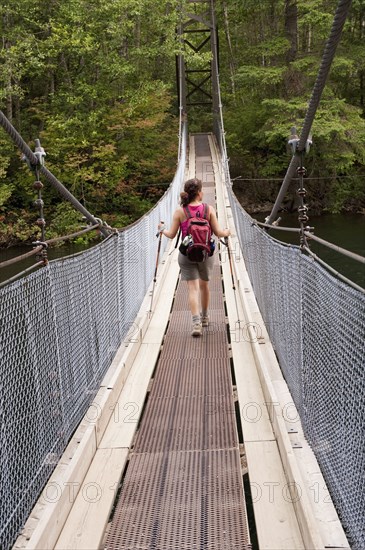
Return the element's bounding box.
[1,213,364,288]
[249,212,365,288]
[0,242,99,286]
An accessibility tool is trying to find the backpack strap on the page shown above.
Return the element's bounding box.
[184,205,192,219]
[202,203,209,220]
[184,204,209,219]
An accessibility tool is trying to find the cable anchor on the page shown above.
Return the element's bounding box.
[31,139,47,262]
[32,241,49,265]
[34,139,46,166]
[288,127,300,155]
[22,138,46,171]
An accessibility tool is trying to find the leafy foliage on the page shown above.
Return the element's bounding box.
[0,0,364,247]
[218,0,365,214]
[0,0,180,244]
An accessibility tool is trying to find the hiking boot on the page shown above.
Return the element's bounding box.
[201,315,209,328]
[191,322,203,337]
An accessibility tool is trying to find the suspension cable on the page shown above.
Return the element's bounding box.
[0,246,43,269]
[0,110,110,237]
[45,224,102,245]
[0,261,45,289]
[303,246,364,294]
[210,0,230,185]
[254,220,364,263]
[266,0,353,226]
[0,225,102,271]
[177,0,185,163]
[304,232,365,263]
[254,220,302,233]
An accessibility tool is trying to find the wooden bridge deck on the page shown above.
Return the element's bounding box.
[14,134,349,550]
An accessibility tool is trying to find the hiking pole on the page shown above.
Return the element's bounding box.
[150,222,164,315]
[223,236,241,327]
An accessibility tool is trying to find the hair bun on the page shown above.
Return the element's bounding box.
[180,178,202,206]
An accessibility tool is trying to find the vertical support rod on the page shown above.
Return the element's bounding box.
[265,0,353,226]
[210,0,220,141]
[297,154,309,249]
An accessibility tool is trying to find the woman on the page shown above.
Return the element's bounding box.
[158,178,230,337]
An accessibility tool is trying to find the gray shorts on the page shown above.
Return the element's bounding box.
[178,252,214,281]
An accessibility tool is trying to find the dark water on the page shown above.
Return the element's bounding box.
[0,242,98,285]
[1,213,364,288]
[250,212,365,289]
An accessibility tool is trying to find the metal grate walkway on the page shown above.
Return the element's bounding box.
[105,135,251,549]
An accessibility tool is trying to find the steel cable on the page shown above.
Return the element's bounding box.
[0,110,109,237]
[304,232,365,263]
[0,246,43,269]
[266,0,353,225]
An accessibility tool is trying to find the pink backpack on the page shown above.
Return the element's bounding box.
[183,204,212,262]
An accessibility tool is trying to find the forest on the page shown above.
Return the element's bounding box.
[0,0,364,246]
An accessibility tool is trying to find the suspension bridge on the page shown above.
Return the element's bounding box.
[0,1,364,549]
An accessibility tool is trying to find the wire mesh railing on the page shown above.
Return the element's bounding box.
[215,95,364,547]
[0,124,187,550]
[0,225,106,289]
[211,2,364,542]
[221,167,365,550]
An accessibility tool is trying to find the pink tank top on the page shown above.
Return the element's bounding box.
[180,203,209,239]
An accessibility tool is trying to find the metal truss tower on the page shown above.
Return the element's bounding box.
[177,0,220,132]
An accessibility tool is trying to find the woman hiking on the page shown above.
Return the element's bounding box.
[158,178,230,337]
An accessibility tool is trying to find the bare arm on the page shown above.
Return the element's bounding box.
[209,206,230,238]
[158,208,183,239]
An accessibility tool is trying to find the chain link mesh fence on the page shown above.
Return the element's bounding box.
[228,186,365,550]
[2,122,363,548]
[0,129,186,550]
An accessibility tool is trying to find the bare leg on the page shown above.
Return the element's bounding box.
[199,279,210,313]
[187,279,200,316]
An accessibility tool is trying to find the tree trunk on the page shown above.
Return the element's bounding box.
[3,11,13,122]
[60,53,73,89]
[222,0,236,96]
[360,7,364,110]
[285,0,298,62]
[6,92,13,124]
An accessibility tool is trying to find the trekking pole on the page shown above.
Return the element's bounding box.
[150,222,164,315]
[223,236,241,327]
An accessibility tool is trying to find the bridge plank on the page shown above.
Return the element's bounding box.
[14,229,181,549]
[245,440,305,550]
[50,250,177,547]
[294,448,351,549]
[99,248,180,450]
[54,447,128,550]
[210,134,308,549]
[211,134,349,549]
[98,342,160,450]
[233,285,349,548]
[14,423,97,550]
[231,336,276,442]
[143,249,180,344]
[216,190,275,441]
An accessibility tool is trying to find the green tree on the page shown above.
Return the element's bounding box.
[0,0,181,244]
[218,0,365,213]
